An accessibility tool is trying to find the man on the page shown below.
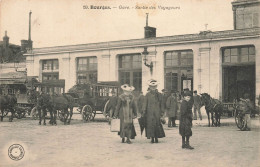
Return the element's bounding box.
[166,90,178,127]
[161,89,169,117]
[193,90,202,124]
[238,93,254,131]
[142,79,165,143]
[107,90,118,124]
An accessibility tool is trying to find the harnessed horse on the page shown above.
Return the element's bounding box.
[27,89,74,125]
[0,94,17,122]
[200,93,223,127]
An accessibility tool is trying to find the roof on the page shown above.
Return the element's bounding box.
[0,41,21,48]
[232,0,260,5]
[26,28,260,55]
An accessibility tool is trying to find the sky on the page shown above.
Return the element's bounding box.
[0,0,234,48]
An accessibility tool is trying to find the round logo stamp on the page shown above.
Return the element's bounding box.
[8,144,25,161]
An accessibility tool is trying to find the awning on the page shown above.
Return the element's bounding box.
[39,80,65,87]
[0,78,26,85]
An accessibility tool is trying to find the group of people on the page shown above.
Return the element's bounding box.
[106,79,195,149]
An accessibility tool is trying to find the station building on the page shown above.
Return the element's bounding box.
[25,0,260,103]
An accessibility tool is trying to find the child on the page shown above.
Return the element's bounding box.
[179,92,194,149]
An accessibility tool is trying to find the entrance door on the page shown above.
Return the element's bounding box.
[223,65,255,102]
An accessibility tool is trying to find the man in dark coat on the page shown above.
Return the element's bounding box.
[179,91,194,149]
[107,91,118,121]
[166,90,178,127]
[161,89,169,117]
[142,79,165,143]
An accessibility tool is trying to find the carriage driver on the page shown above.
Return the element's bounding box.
[239,93,254,131]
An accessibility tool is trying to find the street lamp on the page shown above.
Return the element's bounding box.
[142,47,153,74]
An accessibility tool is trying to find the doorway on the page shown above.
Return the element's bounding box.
[223,65,255,102]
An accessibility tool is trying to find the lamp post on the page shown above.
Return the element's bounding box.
[142,47,153,75]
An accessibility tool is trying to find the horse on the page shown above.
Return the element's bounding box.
[51,93,74,125]
[200,93,223,127]
[0,94,17,122]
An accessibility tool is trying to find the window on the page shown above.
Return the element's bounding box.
[222,46,255,64]
[42,59,59,71]
[164,50,193,92]
[42,73,59,80]
[235,6,259,29]
[118,54,142,91]
[77,57,97,84]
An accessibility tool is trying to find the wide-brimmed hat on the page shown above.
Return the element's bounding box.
[121,84,135,92]
[147,79,159,86]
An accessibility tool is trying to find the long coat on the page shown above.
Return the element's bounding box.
[137,94,145,115]
[179,100,193,137]
[166,96,178,117]
[142,90,165,139]
[114,94,137,139]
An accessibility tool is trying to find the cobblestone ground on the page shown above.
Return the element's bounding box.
[0,110,259,167]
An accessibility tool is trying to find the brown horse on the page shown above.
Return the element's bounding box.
[200,93,223,127]
[0,94,17,122]
[27,90,74,125]
[51,94,74,125]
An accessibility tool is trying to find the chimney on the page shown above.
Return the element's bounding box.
[28,10,33,50]
[144,13,156,38]
[3,31,9,48]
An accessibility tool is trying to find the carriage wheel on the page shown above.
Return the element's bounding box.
[15,110,26,119]
[58,110,68,122]
[89,110,96,121]
[234,110,246,130]
[30,107,39,120]
[81,105,92,122]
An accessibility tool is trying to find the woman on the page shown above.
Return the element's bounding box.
[114,84,137,144]
[142,79,165,143]
[179,91,194,149]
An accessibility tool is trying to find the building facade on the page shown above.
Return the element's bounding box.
[25,0,260,103]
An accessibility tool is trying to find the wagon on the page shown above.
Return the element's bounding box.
[67,82,120,122]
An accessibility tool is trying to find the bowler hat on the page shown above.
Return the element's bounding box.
[183,91,192,97]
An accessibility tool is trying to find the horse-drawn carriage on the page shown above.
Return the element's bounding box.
[0,93,34,121]
[67,82,120,122]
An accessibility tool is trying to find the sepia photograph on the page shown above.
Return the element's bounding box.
[0,0,259,166]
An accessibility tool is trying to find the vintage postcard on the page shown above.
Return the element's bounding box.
[0,0,259,167]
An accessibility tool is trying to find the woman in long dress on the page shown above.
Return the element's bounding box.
[114,84,137,144]
[142,79,165,143]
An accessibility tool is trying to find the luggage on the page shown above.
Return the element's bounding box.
[110,119,120,132]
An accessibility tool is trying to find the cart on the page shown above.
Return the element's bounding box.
[67,82,120,122]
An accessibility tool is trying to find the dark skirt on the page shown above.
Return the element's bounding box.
[145,121,165,139]
[118,123,136,139]
[179,117,192,137]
